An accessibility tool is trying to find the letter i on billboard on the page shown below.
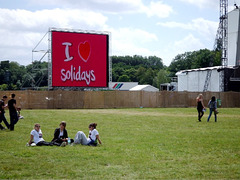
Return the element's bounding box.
[51,29,109,87]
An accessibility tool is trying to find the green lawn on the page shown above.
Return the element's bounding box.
[0,108,239,179]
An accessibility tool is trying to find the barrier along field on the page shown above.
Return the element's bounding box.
[0,90,239,109]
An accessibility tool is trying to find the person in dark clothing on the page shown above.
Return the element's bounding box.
[52,121,72,146]
[0,95,10,130]
[196,94,205,122]
[207,96,218,122]
[8,94,18,131]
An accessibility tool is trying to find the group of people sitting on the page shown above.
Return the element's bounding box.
[27,121,102,147]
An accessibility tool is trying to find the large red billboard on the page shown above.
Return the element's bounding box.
[51,30,109,87]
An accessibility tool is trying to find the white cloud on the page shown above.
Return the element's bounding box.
[174,34,204,52]
[179,0,218,9]
[0,8,108,32]
[0,8,108,64]
[141,1,173,18]
[161,34,205,65]
[157,21,192,29]
[111,27,158,56]
[0,0,221,67]
[191,18,218,38]
[0,7,161,65]
[112,28,158,43]
[158,18,218,40]
[29,0,142,13]
[29,0,173,18]
[180,0,240,12]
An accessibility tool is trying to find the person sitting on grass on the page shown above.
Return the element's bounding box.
[27,123,66,147]
[74,123,102,146]
[17,107,24,119]
[51,121,73,146]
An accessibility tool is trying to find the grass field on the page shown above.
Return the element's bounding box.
[0,108,239,179]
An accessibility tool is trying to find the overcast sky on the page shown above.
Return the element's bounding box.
[0,0,239,66]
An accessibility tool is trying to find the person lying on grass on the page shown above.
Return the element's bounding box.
[51,121,73,146]
[27,123,66,147]
[74,123,102,146]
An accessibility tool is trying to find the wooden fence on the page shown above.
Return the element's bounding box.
[0,90,239,109]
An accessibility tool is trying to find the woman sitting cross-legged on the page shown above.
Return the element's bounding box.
[51,121,73,146]
[74,123,102,146]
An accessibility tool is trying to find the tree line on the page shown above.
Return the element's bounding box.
[0,48,221,90]
[0,61,48,90]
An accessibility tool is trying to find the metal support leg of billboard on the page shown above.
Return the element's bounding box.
[48,28,52,90]
[20,31,49,90]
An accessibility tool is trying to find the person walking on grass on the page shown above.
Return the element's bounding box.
[207,96,218,122]
[27,123,66,147]
[8,93,18,131]
[196,94,205,122]
[0,95,10,130]
[74,123,102,146]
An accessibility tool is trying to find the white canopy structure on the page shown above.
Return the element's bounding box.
[129,85,159,92]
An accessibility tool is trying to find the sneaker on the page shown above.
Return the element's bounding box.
[31,143,36,147]
[60,142,66,147]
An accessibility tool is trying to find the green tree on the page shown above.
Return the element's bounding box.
[168,52,193,77]
[168,49,222,77]
[125,68,137,82]
[191,49,213,68]
[148,56,164,69]
[0,61,26,89]
[9,62,26,85]
[139,68,155,85]
[153,69,170,89]
[112,66,125,82]
[135,66,147,83]
[0,84,8,91]
[117,75,130,82]
[23,61,48,87]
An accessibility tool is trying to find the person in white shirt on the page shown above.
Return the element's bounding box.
[74,123,102,146]
[28,123,64,146]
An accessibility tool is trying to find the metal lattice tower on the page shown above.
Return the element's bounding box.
[203,0,228,92]
[219,0,228,91]
[220,0,228,67]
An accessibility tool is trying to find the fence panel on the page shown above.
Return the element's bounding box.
[0,90,239,109]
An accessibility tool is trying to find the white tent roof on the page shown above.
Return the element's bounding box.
[129,85,159,92]
[176,65,236,76]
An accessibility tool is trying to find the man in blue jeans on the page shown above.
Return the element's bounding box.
[8,94,19,131]
[0,95,10,130]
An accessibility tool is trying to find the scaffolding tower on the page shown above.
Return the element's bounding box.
[203,0,228,92]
